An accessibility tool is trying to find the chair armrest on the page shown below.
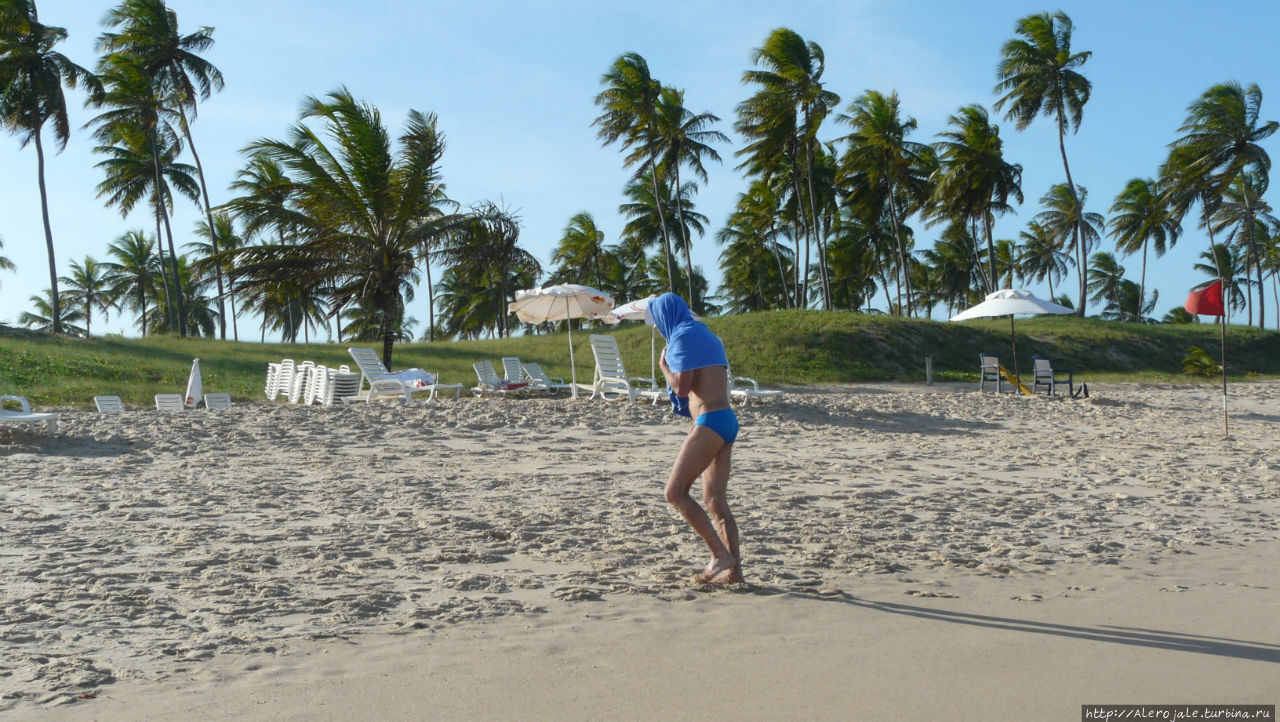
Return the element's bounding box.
[0,395,32,413]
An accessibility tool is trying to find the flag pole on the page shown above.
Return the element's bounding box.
[1220,315,1228,438]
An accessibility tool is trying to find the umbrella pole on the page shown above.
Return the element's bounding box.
[650,326,656,382]
[1010,315,1022,395]
[1221,316,1228,437]
[567,298,578,399]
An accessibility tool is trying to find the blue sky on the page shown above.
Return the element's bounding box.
[2,0,1278,337]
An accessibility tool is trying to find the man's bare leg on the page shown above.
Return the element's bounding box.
[702,443,742,583]
[664,426,737,581]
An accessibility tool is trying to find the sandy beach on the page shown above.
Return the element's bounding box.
[2,382,1278,719]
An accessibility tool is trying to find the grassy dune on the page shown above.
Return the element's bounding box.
[2,312,1277,408]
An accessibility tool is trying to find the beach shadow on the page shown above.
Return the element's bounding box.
[789,591,1280,663]
[1235,412,1280,423]
[769,403,1003,436]
[0,434,140,458]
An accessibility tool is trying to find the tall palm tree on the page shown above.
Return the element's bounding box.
[19,287,83,334]
[716,211,794,313]
[145,253,216,336]
[87,52,190,332]
[103,229,157,335]
[1164,82,1277,328]
[98,0,227,337]
[59,255,117,337]
[551,211,608,289]
[652,85,726,308]
[1108,177,1181,320]
[1211,171,1276,326]
[1018,220,1069,300]
[995,10,1092,316]
[230,89,451,367]
[736,28,840,309]
[1033,183,1103,311]
[928,104,1023,292]
[593,53,677,291]
[838,89,932,315]
[0,0,99,334]
[618,171,708,267]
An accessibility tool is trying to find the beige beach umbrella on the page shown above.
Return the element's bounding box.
[949,289,1073,393]
[509,284,615,399]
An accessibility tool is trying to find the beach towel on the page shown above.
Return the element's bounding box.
[387,369,437,389]
[645,293,726,373]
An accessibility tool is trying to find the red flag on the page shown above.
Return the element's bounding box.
[1185,280,1225,316]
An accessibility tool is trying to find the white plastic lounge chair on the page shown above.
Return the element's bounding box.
[94,395,126,413]
[307,365,361,406]
[265,359,295,401]
[203,392,232,410]
[0,395,59,434]
[287,361,314,404]
[522,362,572,395]
[154,393,184,411]
[472,360,532,397]
[728,369,784,405]
[588,334,662,404]
[347,347,461,403]
[502,356,549,394]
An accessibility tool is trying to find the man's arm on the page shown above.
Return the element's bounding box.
[660,349,694,396]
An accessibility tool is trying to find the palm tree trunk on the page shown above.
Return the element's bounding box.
[788,168,811,307]
[1243,191,1264,329]
[425,255,435,342]
[886,185,913,316]
[983,213,998,291]
[153,210,174,329]
[151,132,186,336]
[801,112,831,310]
[138,284,148,337]
[645,153,676,293]
[1055,118,1086,316]
[33,133,63,335]
[671,164,696,309]
[1139,241,1149,321]
[177,108,227,340]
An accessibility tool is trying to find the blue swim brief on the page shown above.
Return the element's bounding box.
[695,408,739,445]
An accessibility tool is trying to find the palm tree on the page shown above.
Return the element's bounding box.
[87,52,191,332]
[19,288,84,334]
[103,229,157,335]
[928,104,1023,292]
[618,171,708,268]
[551,212,608,289]
[0,237,15,284]
[1085,252,1126,316]
[1108,177,1181,320]
[716,211,794,313]
[1164,82,1277,328]
[653,85,727,308]
[1018,220,1069,300]
[994,10,1092,316]
[1193,243,1248,319]
[146,254,216,336]
[837,89,932,315]
[736,28,840,309]
[434,203,541,339]
[593,53,677,292]
[230,88,451,367]
[59,255,117,337]
[188,212,243,339]
[1033,183,1104,312]
[0,0,100,334]
[1211,171,1277,326]
[98,0,227,337]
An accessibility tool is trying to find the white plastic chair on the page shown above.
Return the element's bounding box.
[347,347,461,403]
[203,392,233,410]
[588,334,662,404]
[287,361,314,404]
[728,368,784,405]
[94,395,126,413]
[0,395,59,434]
[472,360,531,397]
[154,394,184,411]
[266,359,295,401]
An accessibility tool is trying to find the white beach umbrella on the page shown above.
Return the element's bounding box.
[508,284,615,398]
[949,289,1073,393]
[604,295,660,382]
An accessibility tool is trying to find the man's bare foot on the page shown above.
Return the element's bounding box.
[696,554,738,583]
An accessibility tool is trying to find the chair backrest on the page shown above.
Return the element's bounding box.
[325,369,362,405]
[589,335,628,380]
[155,393,184,411]
[980,353,999,372]
[95,395,125,413]
[204,392,232,410]
[524,362,551,385]
[474,360,502,387]
[0,395,32,413]
[501,356,523,381]
[1032,356,1052,377]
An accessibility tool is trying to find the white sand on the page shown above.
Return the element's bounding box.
[2,382,1277,719]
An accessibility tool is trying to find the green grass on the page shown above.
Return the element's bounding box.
[2,312,1277,408]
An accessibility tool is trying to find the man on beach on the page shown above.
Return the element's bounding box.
[647,293,742,584]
